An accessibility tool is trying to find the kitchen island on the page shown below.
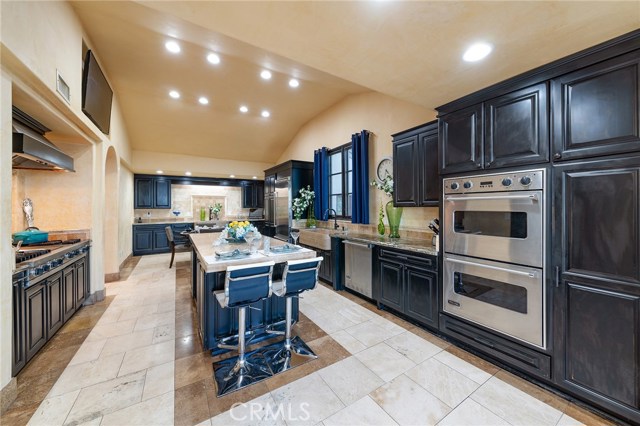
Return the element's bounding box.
[189,233,317,352]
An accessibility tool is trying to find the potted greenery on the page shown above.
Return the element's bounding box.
[292,186,316,228]
[370,174,402,238]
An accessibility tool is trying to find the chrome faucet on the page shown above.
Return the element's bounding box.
[324,209,339,230]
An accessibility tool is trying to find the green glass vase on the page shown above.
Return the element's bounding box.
[377,204,385,236]
[306,202,317,228]
[385,201,403,238]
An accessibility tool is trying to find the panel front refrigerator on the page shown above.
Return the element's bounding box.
[274,177,290,241]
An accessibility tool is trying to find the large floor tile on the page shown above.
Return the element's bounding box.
[27,390,80,426]
[355,342,416,382]
[317,356,385,406]
[143,361,174,401]
[118,340,174,376]
[68,339,107,366]
[64,370,146,425]
[270,372,345,426]
[434,350,493,385]
[384,330,443,364]
[344,320,403,347]
[470,376,563,426]
[48,352,125,397]
[101,391,173,425]
[85,318,137,341]
[174,378,212,426]
[100,329,154,357]
[323,395,398,426]
[175,352,213,389]
[329,330,367,354]
[438,398,510,426]
[405,358,480,408]
[370,374,451,426]
[210,393,285,426]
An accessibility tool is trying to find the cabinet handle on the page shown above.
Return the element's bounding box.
[477,162,482,168]
[473,336,495,348]
[553,153,562,160]
[486,161,491,168]
[555,266,561,288]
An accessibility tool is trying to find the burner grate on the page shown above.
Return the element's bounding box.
[16,249,51,263]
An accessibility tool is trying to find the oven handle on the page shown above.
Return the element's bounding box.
[446,257,537,278]
[445,194,539,202]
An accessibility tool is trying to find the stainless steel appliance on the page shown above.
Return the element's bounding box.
[343,240,373,298]
[442,168,546,348]
[274,177,291,241]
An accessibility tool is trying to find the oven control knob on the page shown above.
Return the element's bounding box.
[502,178,513,187]
[520,176,532,186]
[450,182,460,190]
[463,181,473,189]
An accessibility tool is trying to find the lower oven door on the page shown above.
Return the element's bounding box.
[443,254,544,348]
[443,190,543,267]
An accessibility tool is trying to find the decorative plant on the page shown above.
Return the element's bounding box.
[370,174,394,197]
[223,220,257,239]
[292,186,316,220]
[211,202,223,217]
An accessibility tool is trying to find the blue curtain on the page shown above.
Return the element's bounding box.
[351,130,369,224]
[313,147,329,219]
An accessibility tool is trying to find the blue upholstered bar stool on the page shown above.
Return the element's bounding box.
[213,260,275,396]
[266,257,323,373]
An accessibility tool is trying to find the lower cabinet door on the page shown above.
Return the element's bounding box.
[75,257,87,307]
[62,265,76,321]
[378,260,404,312]
[404,266,438,329]
[46,271,64,337]
[153,229,170,252]
[12,285,25,376]
[133,229,153,255]
[25,282,47,361]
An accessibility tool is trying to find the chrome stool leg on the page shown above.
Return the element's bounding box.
[264,297,317,374]
[213,307,273,396]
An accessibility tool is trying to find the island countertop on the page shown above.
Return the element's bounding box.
[189,233,317,273]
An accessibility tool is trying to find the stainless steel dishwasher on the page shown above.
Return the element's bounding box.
[343,240,373,298]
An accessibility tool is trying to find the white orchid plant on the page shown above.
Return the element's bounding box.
[370,174,394,197]
[292,186,315,220]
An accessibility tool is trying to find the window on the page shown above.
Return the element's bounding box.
[328,144,352,218]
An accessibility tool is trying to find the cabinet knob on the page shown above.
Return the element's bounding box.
[477,162,482,168]
[553,153,562,160]
[486,161,491,168]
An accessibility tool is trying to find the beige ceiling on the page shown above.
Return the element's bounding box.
[72,1,640,164]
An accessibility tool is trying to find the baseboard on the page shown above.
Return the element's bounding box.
[0,377,17,414]
[104,272,120,283]
[119,253,132,270]
[85,289,105,305]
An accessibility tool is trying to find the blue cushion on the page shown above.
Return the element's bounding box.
[284,259,320,296]
[226,264,272,307]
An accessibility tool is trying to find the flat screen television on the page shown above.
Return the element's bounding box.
[82,50,113,135]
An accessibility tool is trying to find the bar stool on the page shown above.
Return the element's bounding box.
[265,257,323,373]
[213,261,275,396]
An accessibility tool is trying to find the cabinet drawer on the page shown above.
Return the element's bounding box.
[440,314,551,380]
[378,248,437,270]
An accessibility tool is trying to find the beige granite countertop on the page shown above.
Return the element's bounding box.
[189,233,317,273]
[333,232,439,257]
[133,219,265,226]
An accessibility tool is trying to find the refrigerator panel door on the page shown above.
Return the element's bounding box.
[275,178,290,240]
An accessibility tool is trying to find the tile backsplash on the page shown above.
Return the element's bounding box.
[134,184,254,220]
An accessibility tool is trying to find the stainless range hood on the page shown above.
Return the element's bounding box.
[12,108,75,172]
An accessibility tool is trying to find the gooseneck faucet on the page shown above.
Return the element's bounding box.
[324,208,340,230]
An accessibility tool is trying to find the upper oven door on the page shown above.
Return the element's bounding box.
[444,190,543,267]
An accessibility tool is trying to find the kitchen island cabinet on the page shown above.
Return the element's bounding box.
[189,233,317,352]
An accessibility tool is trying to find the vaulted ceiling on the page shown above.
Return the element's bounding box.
[71,1,640,163]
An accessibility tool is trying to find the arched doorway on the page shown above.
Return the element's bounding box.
[104,147,119,280]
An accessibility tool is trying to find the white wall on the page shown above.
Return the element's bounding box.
[118,164,133,265]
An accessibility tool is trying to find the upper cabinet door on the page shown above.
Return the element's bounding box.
[485,82,549,169]
[134,178,153,209]
[393,135,420,207]
[153,179,171,209]
[418,129,439,205]
[439,104,484,175]
[552,51,640,162]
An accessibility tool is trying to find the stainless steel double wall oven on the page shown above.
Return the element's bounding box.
[442,169,546,348]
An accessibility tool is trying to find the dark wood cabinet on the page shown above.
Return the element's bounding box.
[134,176,172,209]
[46,271,64,337]
[242,181,265,209]
[552,51,640,162]
[485,82,549,169]
[318,249,333,284]
[75,256,87,307]
[392,121,439,207]
[375,248,438,329]
[553,154,640,423]
[153,228,170,251]
[24,282,47,361]
[62,265,75,321]
[12,280,25,376]
[133,227,153,255]
[133,223,189,255]
[439,104,484,174]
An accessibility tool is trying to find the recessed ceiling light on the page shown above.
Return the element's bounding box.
[185,171,192,176]
[165,40,181,54]
[289,78,300,88]
[207,53,221,64]
[198,97,209,105]
[463,42,493,62]
[260,70,272,80]
[252,176,257,179]
[169,90,180,99]
[156,170,164,174]
[261,110,270,118]
[230,174,235,178]
[239,105,249,113]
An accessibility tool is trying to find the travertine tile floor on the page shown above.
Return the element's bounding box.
[2,252,616,425]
